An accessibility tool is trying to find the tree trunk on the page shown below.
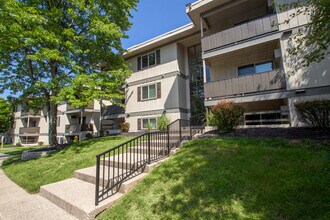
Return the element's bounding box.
[48,101,58,147]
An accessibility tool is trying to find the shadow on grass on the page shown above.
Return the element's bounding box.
[110,137,329,219]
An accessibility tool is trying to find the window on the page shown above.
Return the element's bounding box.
[57,116,61,127]
[137,50,160,70]
[142,118,157,129]
[141,51,156,69]
[238,61,273,76]
[142,84,157,100]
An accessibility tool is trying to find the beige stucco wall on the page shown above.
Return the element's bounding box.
[125,75,182,114]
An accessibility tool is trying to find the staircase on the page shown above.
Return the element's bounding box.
[39,119,203,220]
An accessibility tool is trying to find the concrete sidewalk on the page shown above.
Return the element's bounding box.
[0,156,77,220]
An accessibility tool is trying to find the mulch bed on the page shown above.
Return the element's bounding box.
[200,127,330,140]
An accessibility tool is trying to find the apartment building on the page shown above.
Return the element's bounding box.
[102,0,329,132]
[11,100,103,145]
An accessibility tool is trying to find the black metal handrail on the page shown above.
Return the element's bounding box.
[95,118,204,205]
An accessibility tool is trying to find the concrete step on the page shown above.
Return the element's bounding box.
[40,178,124,220]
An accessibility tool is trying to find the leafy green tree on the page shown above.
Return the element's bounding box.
[0,98,13,133]
[277,0,330,71]
[0,0,138,147]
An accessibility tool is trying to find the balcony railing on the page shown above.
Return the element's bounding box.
[204,69,286,99]
[202,14,279,52]
[20,110,41,117]
[19,127,40,134]
[65,124,94,133]
[67,103,95,111]
[102,105,125,116]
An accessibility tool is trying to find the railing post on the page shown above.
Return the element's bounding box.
[179,120,182,141]
[189,118,192,140]
[95,156,100,206]
[147,133,151,164]
[167,125,170,154]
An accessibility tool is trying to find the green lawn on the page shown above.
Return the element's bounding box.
[2,136,132,193]
[0,146,44,156]
[99,137,330,220]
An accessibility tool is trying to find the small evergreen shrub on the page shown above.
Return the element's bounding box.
[120,122,130,132]
[73,136,79,143]
[16,142,22,147]
[38,141,44,146]
[210,100,245,131]
[295,100,330,129]
[157,114,171,131]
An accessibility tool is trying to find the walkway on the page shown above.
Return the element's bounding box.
[0,154,77,220]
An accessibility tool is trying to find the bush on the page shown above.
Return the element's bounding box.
[295,100,330,129]
[210,100,245,131]
[146,122,153,131]
[120,122,130,132]
[85,133,93,139]
[157,114,170,131]
[38,141,44,146]
[99,130,105,137]
[16,142,22,147]
[73,136,79,143]
[205,111,217,127]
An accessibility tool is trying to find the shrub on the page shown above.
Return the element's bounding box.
[99,130,105,137]
[73,136,79,143]
[146,122,153,131]
[157,114,170,131]
[210,100,245,131]
[16,142,22,147]
[205,111,217,127]
[295,100,330,129]
[120,122,130,132]
[85,133,93,139]
[38,141,44,146]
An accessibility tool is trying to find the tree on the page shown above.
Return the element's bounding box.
[0,98,13,134]
[277,0,330,71]
[0,0,138,147]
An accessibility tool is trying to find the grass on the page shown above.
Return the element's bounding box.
[0,146,44,156]
[99,137,330,220]
[2,136,132,193]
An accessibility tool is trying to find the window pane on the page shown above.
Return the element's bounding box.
[142,55,148,68]
[238,64,255,76]
[149,84,156,98]
[255,62,273,73]
[149,53,156,66]
[142,86,148,99]
[142,119,149,128]
[149,118,157,129]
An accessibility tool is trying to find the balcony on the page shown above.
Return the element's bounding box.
[65,124,93,133]
[204,69,286,99]
[19,127,40,135]
[67,102,94,111]
[20,110,41,117]
[201,14,278,52]
[102,105,125,116]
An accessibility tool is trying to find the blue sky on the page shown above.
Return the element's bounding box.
[0,0,192,100]
[122,0,192,49]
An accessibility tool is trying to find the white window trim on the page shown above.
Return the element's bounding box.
[142,118,157,130]
[141,83,157,101]
[141,51,157,69]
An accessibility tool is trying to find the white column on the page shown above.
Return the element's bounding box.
[203,59,207,83]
